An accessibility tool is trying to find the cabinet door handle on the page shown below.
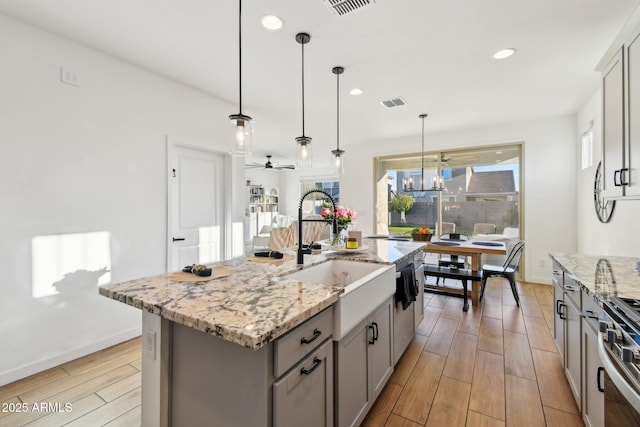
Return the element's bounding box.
[172,237,186,242]
[300,357,322,376]
[584,309,599,320]
[369,324,376,344]
[614,169,622,187]
[563,284,577,292]
[300,328,321,345]
[372,322,379,342]
[620,167,629,186]
[597,366,605,393]
[559,302,567,320]
[556,300,562,316]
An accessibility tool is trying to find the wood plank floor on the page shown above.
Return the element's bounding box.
[0,277,584,427]
[363,277,584,427]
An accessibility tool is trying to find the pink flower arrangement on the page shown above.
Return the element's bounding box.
[320,205,357,229]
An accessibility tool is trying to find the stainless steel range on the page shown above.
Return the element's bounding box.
[599,296,640,426]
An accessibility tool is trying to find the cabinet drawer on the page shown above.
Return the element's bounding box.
[551,262,563,286]
[273,339,333,427]
[274,307,333,378]
[563,274,581,309]
[582,291,603,333]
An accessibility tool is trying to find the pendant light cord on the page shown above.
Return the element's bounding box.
[421,115,425,188]
[301,40,306,136]
[336,70,340,150]
[238,0,243,114]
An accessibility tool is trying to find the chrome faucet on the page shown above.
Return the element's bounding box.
[297,189,337,264]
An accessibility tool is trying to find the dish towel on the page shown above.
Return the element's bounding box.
[396,265,417,310]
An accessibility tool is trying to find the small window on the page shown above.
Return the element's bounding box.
[581,125,594,170]
[300,179,340,215]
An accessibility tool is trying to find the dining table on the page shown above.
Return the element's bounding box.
[422,238,507,307]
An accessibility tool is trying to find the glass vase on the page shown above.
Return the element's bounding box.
[331,226,348,247]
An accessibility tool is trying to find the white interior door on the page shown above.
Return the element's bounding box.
[168,144,224,272]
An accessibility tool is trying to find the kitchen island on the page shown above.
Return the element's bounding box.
[100,238,425,427]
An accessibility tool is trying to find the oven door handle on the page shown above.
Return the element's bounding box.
[598,332,640,412]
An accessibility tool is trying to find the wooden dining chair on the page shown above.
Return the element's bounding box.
[479,240,525,306]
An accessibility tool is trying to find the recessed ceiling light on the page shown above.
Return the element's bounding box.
[493,48,516,59]
[260,15,283,31]
[349,88,364,96]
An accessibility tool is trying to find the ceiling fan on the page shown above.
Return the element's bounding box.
[246,155,295,170]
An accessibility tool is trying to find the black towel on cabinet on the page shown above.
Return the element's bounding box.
[396,265,417,310]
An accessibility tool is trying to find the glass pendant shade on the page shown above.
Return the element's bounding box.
[331,149,345,175]
[296,136,312,168]
[229,113,253,156]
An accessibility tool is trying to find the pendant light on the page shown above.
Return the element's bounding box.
[229,0,252,156]
[403,113,443,192]
[331,66,345,175]
[295,33,312,168]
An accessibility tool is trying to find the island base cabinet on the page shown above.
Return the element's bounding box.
[335,298,394,427]
[273,339,334,427]
[170,323,271,427]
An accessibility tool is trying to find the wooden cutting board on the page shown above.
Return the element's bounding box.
[168,266,235,283]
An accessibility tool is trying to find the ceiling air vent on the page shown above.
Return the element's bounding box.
[323,0,376,16]
[380,97,406,109]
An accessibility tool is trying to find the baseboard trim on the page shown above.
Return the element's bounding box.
[0,327,141,387]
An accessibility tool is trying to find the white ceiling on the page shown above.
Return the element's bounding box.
[1,0,639,166]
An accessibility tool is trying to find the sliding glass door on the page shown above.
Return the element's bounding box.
[375,144,522,241]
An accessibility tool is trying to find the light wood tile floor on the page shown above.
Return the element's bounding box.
[0,277,583,427]
[363,277,584,427]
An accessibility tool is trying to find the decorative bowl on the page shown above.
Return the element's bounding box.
[411,233,432,242]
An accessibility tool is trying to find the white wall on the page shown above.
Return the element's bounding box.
[0,15,244,385]
[342,116,579,285]
[577,89,640,256]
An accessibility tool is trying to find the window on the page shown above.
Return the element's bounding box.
[375,144,522,239]
[581,125,594,170]
[300,179,340,215]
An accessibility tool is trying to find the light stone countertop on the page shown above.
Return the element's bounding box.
[549,252,640,301]
[99,239,426,350]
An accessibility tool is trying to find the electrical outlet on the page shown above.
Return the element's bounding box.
[60,67,80,87]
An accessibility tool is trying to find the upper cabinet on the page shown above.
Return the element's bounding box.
[599,10,640,200]
[601,48,624,198]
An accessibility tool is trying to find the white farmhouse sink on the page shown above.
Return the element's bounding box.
[274,260,396,340]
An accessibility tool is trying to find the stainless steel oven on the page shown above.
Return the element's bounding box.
[599,297,640,426]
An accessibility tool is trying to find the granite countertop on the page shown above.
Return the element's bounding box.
[549,252,640,301]
[99,238,425,350]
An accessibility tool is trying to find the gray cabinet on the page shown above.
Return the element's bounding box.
[581,293,604,427]
[582,317,605,427]
[602,48,625,198]
[601,24,640,199]
[565,294,582,408]
[552,265,582,411]
[552,267,565,360]
[551,262,605,427]
[335,298,394,427]
[625,29,640,198]
[273,339,334,427]
[414,263,424,331]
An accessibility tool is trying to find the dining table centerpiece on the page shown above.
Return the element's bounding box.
[411,226,432,241]
[320,204,357,246]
